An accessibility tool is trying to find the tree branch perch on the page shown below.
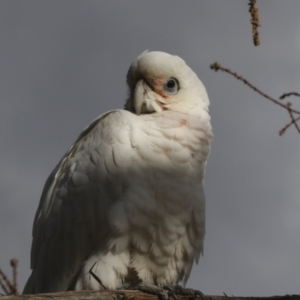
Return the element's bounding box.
[1,291,300,300]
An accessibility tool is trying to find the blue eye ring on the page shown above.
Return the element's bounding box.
[164,77,179,95]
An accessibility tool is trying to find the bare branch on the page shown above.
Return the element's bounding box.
[279,115,300,136]
[287,106,300,134]
[0,259,19,295]
[0,268,13,295]
[279,92,300,100]
[248,0,260,46]
[210,62,300,135]
[10,259,19,295]
[0,275,10,296]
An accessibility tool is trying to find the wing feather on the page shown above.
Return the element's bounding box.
[23,110,135,293]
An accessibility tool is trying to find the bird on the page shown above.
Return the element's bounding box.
[23,51,213,296]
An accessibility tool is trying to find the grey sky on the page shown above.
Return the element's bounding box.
[1,1,300,296]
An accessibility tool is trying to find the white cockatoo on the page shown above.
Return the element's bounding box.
[23,51,213,296]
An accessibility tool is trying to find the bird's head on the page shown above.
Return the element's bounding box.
[125,51,210,115]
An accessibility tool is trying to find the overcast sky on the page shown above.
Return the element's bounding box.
[1,1,300,297]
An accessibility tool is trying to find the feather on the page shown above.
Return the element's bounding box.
[24,51,212,294]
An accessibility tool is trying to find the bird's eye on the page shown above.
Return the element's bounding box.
[164,78,179,95]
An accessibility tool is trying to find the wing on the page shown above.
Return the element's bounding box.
[24,110,136,293]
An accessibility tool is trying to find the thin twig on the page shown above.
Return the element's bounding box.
[10,259,19,295]
[287,107,300,134]
[210,62,300,114]
[249,0,260,46]
[210,62,300,135]
[279,116,300,136]
[279,92,300,100]
[0,260,19,295]
[0,274,9,295]
[0,268,13,295]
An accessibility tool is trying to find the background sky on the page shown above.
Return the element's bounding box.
[1,1,300,297]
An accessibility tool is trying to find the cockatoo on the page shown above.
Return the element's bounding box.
[23,51,213,297]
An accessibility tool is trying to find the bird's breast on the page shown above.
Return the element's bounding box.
[106,110,211,285]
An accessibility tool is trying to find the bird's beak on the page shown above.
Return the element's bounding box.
[133,79,163,115]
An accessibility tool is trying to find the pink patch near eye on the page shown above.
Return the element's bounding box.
[157,91,168,99]
[149,77,169,99]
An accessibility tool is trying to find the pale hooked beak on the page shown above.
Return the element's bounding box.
[133,79,164,115]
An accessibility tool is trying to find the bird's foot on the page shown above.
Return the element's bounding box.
[163,285,205,300]
[121,282,177,300]
[121,283,205,300]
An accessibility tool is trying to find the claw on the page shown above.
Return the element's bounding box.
[121,282,203,300]
[173,285,205,300]
[167,290,178,300]
[194,290,205,300]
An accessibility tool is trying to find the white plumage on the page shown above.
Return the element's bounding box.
[23,51,213,294]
